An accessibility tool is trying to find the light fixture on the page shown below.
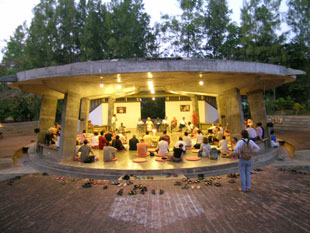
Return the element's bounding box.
[199,73,202,78]
[152,97,155,101]
[199,80,204,85]
[117,84,122,89]
[100,76,103,79]
[132,86,136,90]
[148,72,152,78]
[151,89,155,94]
[99,83,104,88]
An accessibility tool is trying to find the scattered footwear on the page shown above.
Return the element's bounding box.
[213,182,222,187]
[103,185,108,190]
[174,181,182,186]
[111,181,120,186]
[159,189,164,195]
[191,185,195,190]
[196,185,201,189]
[227,174,237,178]
[42,172,48,176]
[117,189,123,196]
[129,190,137,195]
[182,184,189,189]
[228,179,236,184]
[152,189,156,195]
[82,182,92,188]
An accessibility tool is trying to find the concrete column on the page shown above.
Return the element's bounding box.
[38,95,58,143]
[247,89,269,139]
[216,95,226,126]
[107,97,115,130]
[58,92,80,161]
[79,97,90,133]
[219,88,244,139]
[191,95,200,126]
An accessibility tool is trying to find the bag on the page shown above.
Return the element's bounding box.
[240,139,254,160]
[209,148,219,160]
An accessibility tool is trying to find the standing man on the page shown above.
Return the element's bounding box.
[233,130,260,192]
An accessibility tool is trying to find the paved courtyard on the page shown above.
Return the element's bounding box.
[0,166,309,233]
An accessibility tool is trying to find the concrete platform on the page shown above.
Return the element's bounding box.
[29,144,278,179]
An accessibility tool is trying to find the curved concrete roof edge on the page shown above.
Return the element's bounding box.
[13,58,305,82]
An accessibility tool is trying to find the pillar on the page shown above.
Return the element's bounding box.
[107,97,115,131]
[247,89,269,139]
[38,95,58,143]
[218,88,244,139]
[191,95,200,126]
[58,92,80,161]
[79,97,90,133]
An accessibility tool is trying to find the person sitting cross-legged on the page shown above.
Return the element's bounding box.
[129,135,139,150]
[112,135,125,151]
[156,137,169,155]
[137,139,148,156]
[104,142,117,162]
[77,140,95,163]
[170,143,185,162]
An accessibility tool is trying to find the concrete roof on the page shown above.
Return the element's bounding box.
[2,58,305,99]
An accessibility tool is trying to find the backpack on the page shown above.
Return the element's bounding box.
[240,139,254,160]
[209,148,219,160]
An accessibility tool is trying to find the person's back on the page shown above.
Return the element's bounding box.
[112,136,125,150]
[137,140,148,156]
[172,144,185,162]
[99,132,107,149]
[157,140,169,155]
[200,142,211,157]
[247,126,258,140]
[143,133,153,147]
[160,131,170,144]
[129,136,139,150]
[77,140,94,162]
[183,132,191,147]
[104,143,117,161]
[219,137,228,154]
[105,132,112,142]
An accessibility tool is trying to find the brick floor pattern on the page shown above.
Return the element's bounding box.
[0,166,309,233]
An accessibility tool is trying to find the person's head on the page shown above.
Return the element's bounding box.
[184,132,188,136]
[232,137,238,143]
[147,117,151,121]
[198,130,201,134]
[140,139,144,142]
[182,117,185,120]
[165,116,168,120]
[203,137,208,144]
[76,140,80,145]
[188,122,191,125]
[270,130,275,134]
[83,140,88,145]
[179,143,184,148]
[106,142,110,146]
[179,137,183,141]
[241,130,249,139]
[100,131,104,136]
[121,122,123,126]
[116,135,120,139]
[113,114,116,117]
[219,124,222,127]
[82,130,86,133]
[132,135,136,138]
[163,130,167,134]
[94,131,98,136]
[146,132,149,135]
[222,136,226,140]
[246,125,250,129]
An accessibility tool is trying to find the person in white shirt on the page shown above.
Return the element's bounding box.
[156,137,169,155]
[218,136,229,154]
[174,137,186,151]
[183,132,192,148]
[145,117,153,133]
[233,130,260,192]
[247,125,259,141]
[179,117,187,131]
[194,130,203,149]
[161,116,169,132]
[91,132,99,148]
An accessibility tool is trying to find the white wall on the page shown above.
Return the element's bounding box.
[205,102,218,123]
[198,100,206,123]
[114,102,141,128]
[89,103,104,126]
[165,101,193,124]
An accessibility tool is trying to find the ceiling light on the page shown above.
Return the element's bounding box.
[132,86,136,90]
[148,72,152,78]
[151,89,155,94]
[152,97,155,101]
[100,76,103,79]
[99,83,104,88]
[117,85,122,89]
[199,81,204,85]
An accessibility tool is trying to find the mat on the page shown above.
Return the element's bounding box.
[132,158,147,163]
[105,157,118,162]
[186,156,201,161]
[156,153,169,157]
[191,149,200,153]
[136,154,148,157]
[155,157,169,162]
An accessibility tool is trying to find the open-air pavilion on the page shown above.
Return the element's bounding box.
[0,58,305,178]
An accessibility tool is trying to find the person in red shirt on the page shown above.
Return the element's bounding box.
[160,130,170,145]
[99,131,107,149]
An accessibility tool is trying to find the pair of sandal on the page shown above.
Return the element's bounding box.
[82,182,92,188]
[151,189,164,195]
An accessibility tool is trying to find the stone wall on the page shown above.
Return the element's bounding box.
[0,121,39,137]
[267,115,310,131]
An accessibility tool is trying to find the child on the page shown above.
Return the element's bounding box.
[198,137,211,157]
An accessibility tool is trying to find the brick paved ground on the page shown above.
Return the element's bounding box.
[0,166,309,233]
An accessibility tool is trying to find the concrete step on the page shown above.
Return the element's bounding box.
[0,158,13,170]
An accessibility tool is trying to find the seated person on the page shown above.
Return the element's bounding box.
[186,122,193,133]
[103,142,117,161]
[91,132,99,149]
[104,131,113,142]
[198,137,211,157]
[247,125,259,141]
[99,131,107,149]
[179,117,187,131]
[137,139,148,156]
[112,135,125,151]
[208,123,217,133]
[45,127,56,146]
[270,130,279,147]
[137,118,145,133]
[170,143,185,162]
[77,140,95,163]
[143,131,153,147]
[75,140,80,155]
[118,131,127,145]
[183,132,192,148]
[154,117,161,131]
[129,135,139,150]
[156,137,169,155]
[160,130,170,145]
[174,137,186,151]
[170,117,178,132]
[193,130,203,149]
[219,136,229,155]
[161,116,169,132]
[80,130,87,144]
[119,123,126,132]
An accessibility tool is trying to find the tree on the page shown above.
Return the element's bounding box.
[203,0,231,58]
[239,0,282,63]
[160,0,204,57]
